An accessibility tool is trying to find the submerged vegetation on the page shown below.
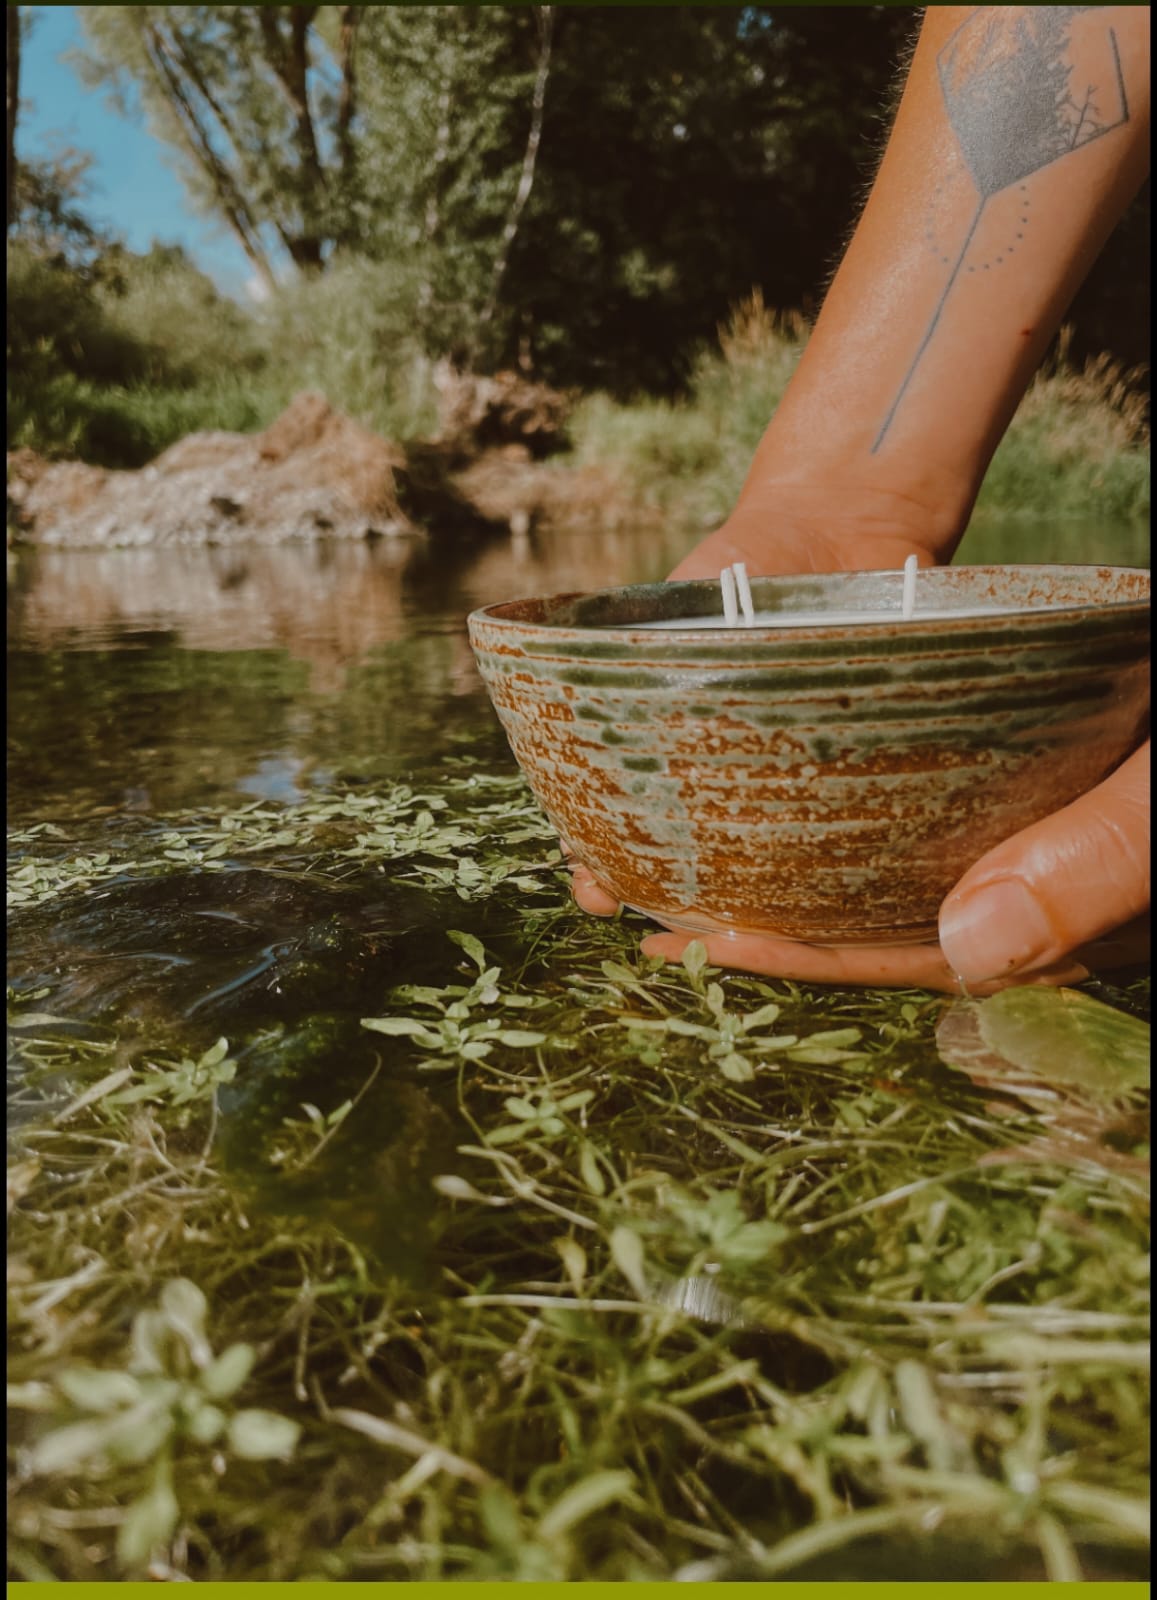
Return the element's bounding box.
[7,764,1150,1581]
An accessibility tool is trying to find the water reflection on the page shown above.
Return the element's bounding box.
[5,524,692,821]
[6,517,1147,825]
[7,522,691,669]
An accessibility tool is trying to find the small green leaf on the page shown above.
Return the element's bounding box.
[681,940,708,979]
[185,1401,227,1445]
[199,1343,255,1402]
[447,930,488,972]
[361,1016,442,1042]
[104,1400,179,1466]
[610,1226,648,1299]
[227,1408,301,1460]
[159,1280,211,1368]
[557,1236,587,1293]
[130,1310,170,1376]
[30,1418,121,1475]
[6,1382,55,1411]
[432,1173,498,1204]
[741,1002,782,1031]
[579,1143,606,1196]
[537,1469,637,1540]
[56,1368,141,1413]
[802,1027,862,1048]
[493,1029,548,1048]
[976,988,1149,1102]
[719,1052,755,1082]
[116,1468,179,1571]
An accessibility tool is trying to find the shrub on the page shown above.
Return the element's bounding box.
[570,297,1149,529]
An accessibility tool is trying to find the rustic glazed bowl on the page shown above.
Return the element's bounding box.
[468,565,1150,944]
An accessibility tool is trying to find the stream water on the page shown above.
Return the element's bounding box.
[7,518,1149,1228]
[6,515,1150,1581]
[8,516,1147,822]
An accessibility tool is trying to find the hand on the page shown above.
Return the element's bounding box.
[569,488,1149,992]
[664,483,942,583]
[571,744,1150,995]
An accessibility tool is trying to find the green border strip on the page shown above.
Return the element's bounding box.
[7,1586,1153,1598]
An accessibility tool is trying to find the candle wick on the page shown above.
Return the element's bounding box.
[901,553,918,621]
[732,562,756,626]
[720,566,739,627]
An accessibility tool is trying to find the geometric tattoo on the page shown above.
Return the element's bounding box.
[872,7,1130,453]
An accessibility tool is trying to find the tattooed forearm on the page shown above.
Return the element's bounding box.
[872,6,1131,453]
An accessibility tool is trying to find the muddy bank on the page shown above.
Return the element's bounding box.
[7,375,651,550]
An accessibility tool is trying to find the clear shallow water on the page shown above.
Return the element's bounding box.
[6,515,1150,1581]
[7,516,1147,823]
[6,525,691,822]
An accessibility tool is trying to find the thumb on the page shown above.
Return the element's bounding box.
[939,743,1150,986]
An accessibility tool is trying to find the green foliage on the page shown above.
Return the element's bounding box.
[7,218,271,466]
[66,6,921,389]
[10,8,1148,477]
[569,296,1150,527]
[975,351,1151,523]
[13,1278,299,1574]
[253,253,437,441]
[73,7,357,280]
[6,749,1150,1581]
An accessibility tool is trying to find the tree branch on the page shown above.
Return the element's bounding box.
[256,4,326,268]
[143,19,276,290]
[473,5,554,358]
[6,5,20,233]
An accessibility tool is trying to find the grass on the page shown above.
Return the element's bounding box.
[7,249,439,469]
[7,766,1150,1581]
[568,295,1151,533]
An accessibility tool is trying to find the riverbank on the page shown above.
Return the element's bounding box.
[10,287,1149,550]
[568,298,1151,530]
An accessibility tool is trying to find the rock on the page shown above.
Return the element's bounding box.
[7,392,411,549]
[7,385,647,550]
[432,360,572,458]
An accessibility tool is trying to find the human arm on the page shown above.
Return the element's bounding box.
[574,6,1151,992]
[670,4,1150,584]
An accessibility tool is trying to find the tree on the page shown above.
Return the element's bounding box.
[495,6,919,390]
[7,5,20,233]
[74,6,361,288]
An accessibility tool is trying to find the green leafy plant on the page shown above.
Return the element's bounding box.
[14,1279,299,1572]
[362,929,565,1069]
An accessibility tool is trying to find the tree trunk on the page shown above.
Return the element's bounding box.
[144,19,276,292]
[336,5,359,195]
[473,6,554,361]
[6,5,19,233]
[259,4,326,271]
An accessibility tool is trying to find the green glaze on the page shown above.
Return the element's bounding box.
[469,565,1150,943]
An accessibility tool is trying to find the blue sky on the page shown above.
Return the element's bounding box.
[20,5,253,295]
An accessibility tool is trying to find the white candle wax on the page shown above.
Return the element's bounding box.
[630,604,1040,630]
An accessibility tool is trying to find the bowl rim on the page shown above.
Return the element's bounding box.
[467,562,1151,639]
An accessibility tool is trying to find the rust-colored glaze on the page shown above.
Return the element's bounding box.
[468,566,1150,944]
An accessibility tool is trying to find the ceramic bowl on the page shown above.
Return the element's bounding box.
[468,565,1150,944]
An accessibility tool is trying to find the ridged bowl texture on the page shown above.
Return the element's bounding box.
[468,565,1150,944]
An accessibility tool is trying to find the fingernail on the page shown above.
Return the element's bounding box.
[939,879,1056,984]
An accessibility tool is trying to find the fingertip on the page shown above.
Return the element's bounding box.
[570,864,623,917]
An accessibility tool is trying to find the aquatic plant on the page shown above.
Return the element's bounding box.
[6,762,1150,1581]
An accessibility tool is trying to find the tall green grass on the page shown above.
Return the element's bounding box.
[569,295,1151,530]
[8,245,1150,527]
[7,248,438,468]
